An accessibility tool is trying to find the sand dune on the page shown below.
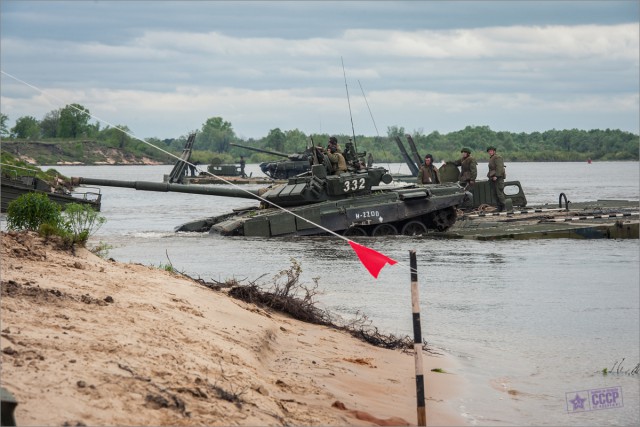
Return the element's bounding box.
[1,231,465,426]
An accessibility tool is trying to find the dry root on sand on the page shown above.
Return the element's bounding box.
[190,259,439,354]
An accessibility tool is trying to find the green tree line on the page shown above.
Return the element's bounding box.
[2,108,638,164]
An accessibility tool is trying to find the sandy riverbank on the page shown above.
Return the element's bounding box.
[0,231,465,426]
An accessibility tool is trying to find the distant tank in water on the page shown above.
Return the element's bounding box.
[230,143,312,179]
[72,142,470,237]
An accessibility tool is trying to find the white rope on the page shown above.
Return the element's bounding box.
[1,70,409,263]
[0,162,39,172]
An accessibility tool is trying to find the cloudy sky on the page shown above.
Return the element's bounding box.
[1,1,638,140]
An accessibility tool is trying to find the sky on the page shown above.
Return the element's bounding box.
[1,0,639,141]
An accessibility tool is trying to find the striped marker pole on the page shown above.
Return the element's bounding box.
[410,250,427,426]
[544,212,638,222]
[464,207,567,218]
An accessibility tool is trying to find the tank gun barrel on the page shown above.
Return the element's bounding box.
[71,177,261,200]
[230,143,291,159]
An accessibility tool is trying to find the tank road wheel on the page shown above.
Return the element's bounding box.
[402,221,428,236]
[428,207,458,231]
[343,226,368,236]
[372,223,398,236]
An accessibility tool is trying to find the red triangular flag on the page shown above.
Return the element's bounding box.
[348,240,398,278]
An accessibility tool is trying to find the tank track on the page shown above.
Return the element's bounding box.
[342,206,458,236]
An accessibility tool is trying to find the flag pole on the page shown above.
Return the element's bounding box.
[410,250,427,426]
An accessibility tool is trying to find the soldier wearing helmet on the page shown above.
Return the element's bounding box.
[446,147,477,187]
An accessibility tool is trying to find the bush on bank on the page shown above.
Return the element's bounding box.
[6,193,106,247]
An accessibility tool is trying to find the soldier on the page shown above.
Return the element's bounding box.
[367,152,374,168]
[417,154,440,185]
[327,144,347,175]
[487,146,507,211]
[239,156,247,178]
[328,136,342,154]
[448,147,477,187]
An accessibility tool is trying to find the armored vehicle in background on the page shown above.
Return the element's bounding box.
[2,164,101,213]
[230,143,312,179]
[207,163,243,177]
[72,144,470,237]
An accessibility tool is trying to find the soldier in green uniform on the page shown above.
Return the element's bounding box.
[487,146,507,211]
[417,154,440,184]
[239,156,247,178]
[327,144,348,175]
[447,147,477,187]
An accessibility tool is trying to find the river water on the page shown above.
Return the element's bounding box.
[3,162,639,426]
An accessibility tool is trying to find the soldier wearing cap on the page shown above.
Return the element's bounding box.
[447,147,477,187]
[417,154,440,185]
[487,146,507,211]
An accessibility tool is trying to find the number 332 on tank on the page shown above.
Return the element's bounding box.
[343,178,366,192]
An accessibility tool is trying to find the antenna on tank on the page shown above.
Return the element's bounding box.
[358,80,380,137]
[341,57,358,154]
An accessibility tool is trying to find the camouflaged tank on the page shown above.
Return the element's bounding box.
[72,144,470,237]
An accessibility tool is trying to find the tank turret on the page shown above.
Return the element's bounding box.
[230,142,312,179]
[72,153,471,237]
[72,163,392,208]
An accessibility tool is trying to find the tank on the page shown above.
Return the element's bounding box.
[71,154,471,237]
[230,143,312,179]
